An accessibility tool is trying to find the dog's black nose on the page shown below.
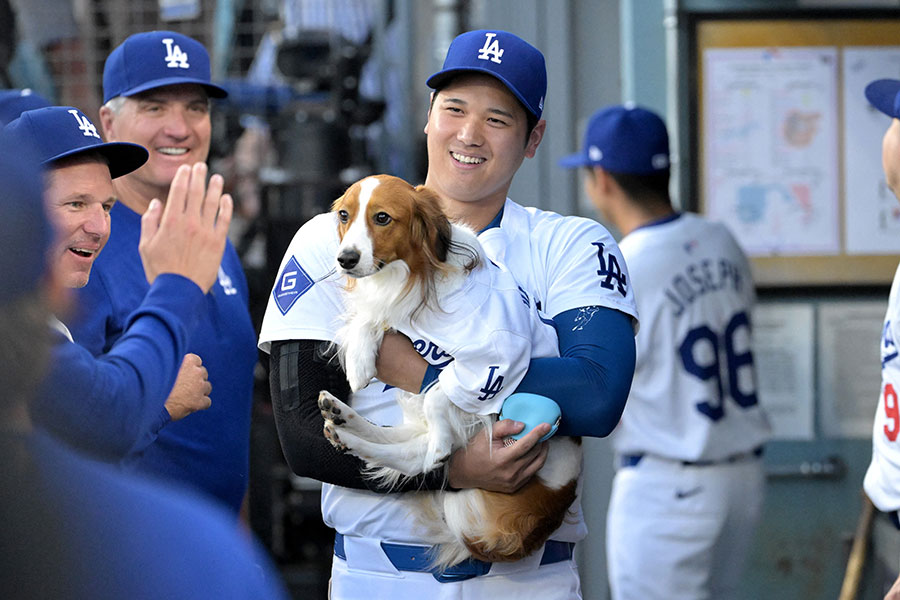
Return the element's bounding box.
[338,249,360,270]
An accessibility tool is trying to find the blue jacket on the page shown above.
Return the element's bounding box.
[34,274,205,460]
[1,430,288,600]
[71,202,258,514]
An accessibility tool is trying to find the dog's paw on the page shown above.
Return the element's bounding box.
[323,420,348,452]
[318,390,346,425]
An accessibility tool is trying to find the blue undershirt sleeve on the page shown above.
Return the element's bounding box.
[32,275,205,460]
[419,363,441,393]
[515,306,636,438]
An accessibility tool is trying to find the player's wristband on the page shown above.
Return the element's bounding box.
[419,363,442,394]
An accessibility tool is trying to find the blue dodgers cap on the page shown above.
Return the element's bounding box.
[0,89,51,125]
[559,104,670,174]
[866,79,900,119]
[427,30,546,119]
[4,106,148,179]
[103,30,228,103]
[0,130,52,304]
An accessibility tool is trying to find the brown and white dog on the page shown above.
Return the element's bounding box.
[317,174,581,569]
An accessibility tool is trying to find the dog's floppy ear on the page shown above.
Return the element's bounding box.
[331,191,346,213]
[332,182,361,240]
[412,185,451,264]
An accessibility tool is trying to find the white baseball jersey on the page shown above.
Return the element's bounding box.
[381,244,561,417]
[611,213,770,462]
[864,262,900,512]
[258,199,638,546]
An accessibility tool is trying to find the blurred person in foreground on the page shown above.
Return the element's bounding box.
[0,87,50,124]
[0,130,289,600]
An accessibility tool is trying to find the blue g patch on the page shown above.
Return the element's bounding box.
[273,256,314,315]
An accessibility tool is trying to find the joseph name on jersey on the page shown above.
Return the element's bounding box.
[663,256,746,318]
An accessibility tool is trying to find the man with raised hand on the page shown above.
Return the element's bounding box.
[4,105,231,461]
[70,31,257,514]
[0,128,287,600]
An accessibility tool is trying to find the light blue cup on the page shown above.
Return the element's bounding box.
[498,392,561,443]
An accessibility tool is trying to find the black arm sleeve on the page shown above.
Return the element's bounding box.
[268,340,449,492]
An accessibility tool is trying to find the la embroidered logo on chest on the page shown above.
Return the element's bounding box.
[884,320,899,368]
[162,38,189,69]
[217,266,238,296]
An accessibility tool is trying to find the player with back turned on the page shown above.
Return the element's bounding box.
[559,104,771,600]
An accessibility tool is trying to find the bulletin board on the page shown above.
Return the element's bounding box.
[696,18,900,286]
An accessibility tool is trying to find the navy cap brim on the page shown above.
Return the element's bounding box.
[47,141,149,179]
[558,152,593,169]
[866,79,900,118]
[427,68,539,118]
[120,76,228,100]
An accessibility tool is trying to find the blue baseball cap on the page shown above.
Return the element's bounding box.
[0,89,51,125]
[103,30,228,103]
[0,130,52,304]
[427,30,546,120]
[4,106,148,179]
[866,79,900,119]
[558,104,670,174]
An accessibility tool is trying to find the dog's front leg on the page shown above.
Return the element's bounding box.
[320,390,434,477]
[342,319,384,392]
[421,386,457,472]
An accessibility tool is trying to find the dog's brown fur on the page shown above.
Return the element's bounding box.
[332,178,465,316]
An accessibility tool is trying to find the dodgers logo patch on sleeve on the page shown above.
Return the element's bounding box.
[273,256,314,315]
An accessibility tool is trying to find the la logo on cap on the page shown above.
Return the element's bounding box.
[162,38,189,69]
[477,32,504,64]
[68,109,99,138]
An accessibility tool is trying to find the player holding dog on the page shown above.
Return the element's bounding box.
[862,78,900,600]
[259,30,638,597]
[560,104,771,599]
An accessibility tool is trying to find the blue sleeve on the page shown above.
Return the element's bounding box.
[419,363,441,393]
[515,306,635,438]
[32,274,205,460]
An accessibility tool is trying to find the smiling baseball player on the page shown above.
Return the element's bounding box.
[259,29,639,598]
[560,104,771,600]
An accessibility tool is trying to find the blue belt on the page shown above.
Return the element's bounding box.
[333,533,574,583]
[620,445,764,469]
